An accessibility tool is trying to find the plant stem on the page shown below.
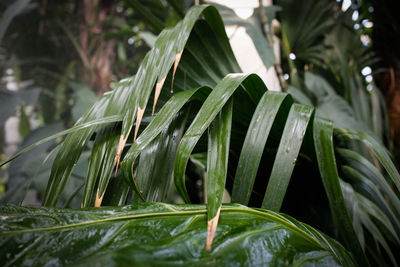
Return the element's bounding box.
[258,0,287,92]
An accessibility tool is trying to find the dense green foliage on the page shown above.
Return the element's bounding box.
[1,1,399,266]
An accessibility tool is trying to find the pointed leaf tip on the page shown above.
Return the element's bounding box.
[206,206,221,251]
[152,76,166,115]
[114,135,124,169]
[94,188,105,207]
[130,160,146,202]
[114,126,132,176]
[134,107,145,142]
[114,105,144,176]
[171,50,183,92]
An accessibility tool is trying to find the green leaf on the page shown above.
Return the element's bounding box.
[313,117,368,266]
[0,203,356,266]
[263,104,314,211]
[0,115,122,168]
[17,105,30,139]
[304,72,372,135]
[174,73,263,203]
[232,91,292,205]
[70,82,98,122]
[101,173,130,207]
[82,123,120,208]
[278,0,335,62]
[95,129,121,206]
[3,4,398,266]
[165,0,185,18]
[305,72,337,98]
[205,98,232,250]
[340,166,400,241]
[125,0,165,32]
[35,5,242,206]
[350,76,371,130]
[373,87,391,147]
[334,127,400,192]
[121,5,235,138]
[1,124,63,204]
[134,108,189,202]
[0,89,19,125]
[288,85,314,106]
[43,96,119,207]
[340,180,399,266]
[336,148,400,219]
[120,87,207,192]
[190,153,207,170]
[138,31,157,48]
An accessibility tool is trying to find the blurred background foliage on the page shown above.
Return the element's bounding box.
[0,0,193,204]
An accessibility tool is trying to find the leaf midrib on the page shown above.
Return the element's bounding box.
[0,206,324,250]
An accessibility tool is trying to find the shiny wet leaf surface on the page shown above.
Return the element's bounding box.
[0,203,355,266]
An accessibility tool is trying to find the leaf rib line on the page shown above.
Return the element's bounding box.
[0,207,325,249]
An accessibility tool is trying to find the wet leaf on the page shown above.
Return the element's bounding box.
[0,203,356,267]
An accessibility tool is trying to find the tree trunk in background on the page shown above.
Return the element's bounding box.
[80,0,116,96]
[369,0,400,169]
[375,67,400,168]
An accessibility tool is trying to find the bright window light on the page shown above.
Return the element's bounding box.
[234,8,254,19]
[361,66,372,76]
[362,19,373,28]
[352,10,359,21]
[361,35,371,46]
[342,0,351,11]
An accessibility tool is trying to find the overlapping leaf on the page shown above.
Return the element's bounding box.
[0,203,356,267]
[1,4,399,266]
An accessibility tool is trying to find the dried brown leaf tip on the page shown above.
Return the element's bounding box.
[153,76,166,115]
[171,50,183,92]
[205,206,221,251]
[114,125,132,176]
[153,51,183,115]
[94,187,105,207]
[134,106,145,142]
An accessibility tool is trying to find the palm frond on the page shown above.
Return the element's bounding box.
[1,4,399,266]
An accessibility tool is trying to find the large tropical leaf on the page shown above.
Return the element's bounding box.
[1,4,399,266]
[33,5,241,208]
[277,0,336,64]
[0,203,356,266]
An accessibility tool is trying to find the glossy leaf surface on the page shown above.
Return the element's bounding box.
[0,203,356,267]
[2,4,399,266]
[263,104,314,211]
[313,118,368,266]
[174,73,260,203]
[205,99,232,249]
[232,91,291,205]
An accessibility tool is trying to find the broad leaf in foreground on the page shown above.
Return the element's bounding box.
[1,3,399,266]
[0,203,356,266]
